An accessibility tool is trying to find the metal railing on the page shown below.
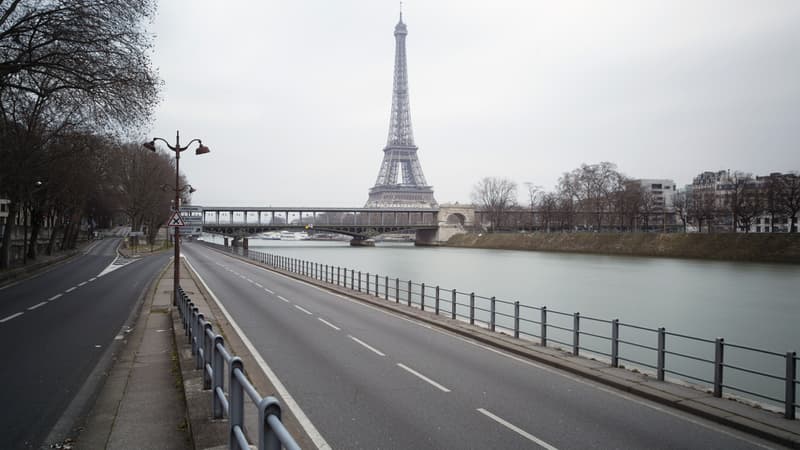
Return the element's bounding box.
[213,243,798,420]
[176,286,301,450]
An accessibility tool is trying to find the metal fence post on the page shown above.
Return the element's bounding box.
[258,396,282,450]
[469,292,475,325]
[451,289,457,319]
[714,338,724,398]
[786,352,796,420]
[366,272,370,295]
[338,267,341,286]
[421,283,425,311]
[611,319,620,368]
[229,357,244,449]
[385,276,389,300]
[407,280,412,306]
[541,307,547,347]
[375,274,379,298]
[435,286,440,315]
[657,327,666,381]
[395,278,400,303]
[202,323,212,387]
[196,314,206,370]
[358,271,362,292]
[514,301,520,338]
[212,335,225,419]
[351,269,354,290]
[490,297,496,332]
[573,312,580,355]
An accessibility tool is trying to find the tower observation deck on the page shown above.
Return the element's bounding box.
[365,11,437,208]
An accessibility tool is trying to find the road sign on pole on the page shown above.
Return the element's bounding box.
[167,211,185,227]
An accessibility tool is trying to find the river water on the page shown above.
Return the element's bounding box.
[200,234,800,410]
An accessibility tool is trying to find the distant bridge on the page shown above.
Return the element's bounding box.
[195,205,475,245]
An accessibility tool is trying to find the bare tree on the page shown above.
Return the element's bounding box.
[673,190,689,232]
[779,172,800,233]
[471,177,518,232]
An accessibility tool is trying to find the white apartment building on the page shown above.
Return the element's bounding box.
[637,179,677,211]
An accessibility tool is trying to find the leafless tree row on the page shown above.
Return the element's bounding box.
[0,0,164,268]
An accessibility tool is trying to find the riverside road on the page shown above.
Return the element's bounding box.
[0,238,169,449]
[182,242,776,449]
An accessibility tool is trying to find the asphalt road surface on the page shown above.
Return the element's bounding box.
[0,238,169,449]
[183,242,776,450]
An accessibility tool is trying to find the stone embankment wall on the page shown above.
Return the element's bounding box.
[445,232,800,264]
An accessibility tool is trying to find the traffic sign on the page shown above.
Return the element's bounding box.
[167,211,186,227]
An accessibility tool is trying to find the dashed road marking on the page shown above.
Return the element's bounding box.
[0,312,23,323]
[294,305,313,315]
[88,277,97,282]
[65,287,77,293]
[264,288,274,294]
[318,318,341,331]
[277,295,290,303]
[78,281,87,287]
[397,363,450,392]
[349,335,386,356]
[255,283,263,288]
[48,294,62,301]
[477,408,558,450]
[28,302,47,311]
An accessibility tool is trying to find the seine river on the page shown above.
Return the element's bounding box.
[200,234,799,409]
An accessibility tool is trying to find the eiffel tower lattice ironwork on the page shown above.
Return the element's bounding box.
[366,12,437,208]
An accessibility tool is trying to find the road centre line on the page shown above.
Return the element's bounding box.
[88,277,97,282]
[348,335,386,356]
[264,288,274,294]
[0,312,23,323]
[246,278,253,283]
[294,305,313,315]
[318,317,341,331]
[477,408,558,450]
[48,294,62,301]
[28,302,47,311]
[209,245,776,449]
[255,282,263,288]
[65,287,76,293]
[277,295,290,303]
[78,281,87,287]
[183,255,330,449]
[396,363,450,392]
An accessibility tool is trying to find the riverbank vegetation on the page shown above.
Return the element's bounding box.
[446,232,800,264]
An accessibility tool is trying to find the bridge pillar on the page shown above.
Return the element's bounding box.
[232,236,242,248]
[224,237,229,247]
[242,238,248,250]
[349,236,375,247]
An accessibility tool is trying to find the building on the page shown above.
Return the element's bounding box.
[637,179,677,211]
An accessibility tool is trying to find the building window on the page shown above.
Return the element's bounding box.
[756,226,761,232]
[651,183,662,189]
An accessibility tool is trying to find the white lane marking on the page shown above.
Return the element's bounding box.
[88,277,97,282]
[277,295,290,303]
[255,282,263,288]
[239,275,247,280]
[246,278,253,283]
[78,281,87,287]
[65,287,77,293]
[349,335,386,357]
[183,256,331,450]
[318,318,341,331]
[0,312,23,323]
[48,294,63,301]
[114,335,124,340]
[477,408,559,450]
[264,288,274,294]
[204,245,776,449]
[396,363,450,392]
[294,305,313,315]
[28,302,47,311]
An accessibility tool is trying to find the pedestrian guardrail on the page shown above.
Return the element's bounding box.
[176,285,301,450]
[211,242,798,421]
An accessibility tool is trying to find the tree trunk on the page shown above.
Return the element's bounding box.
[0,202,18,269]
[27,210,42,260]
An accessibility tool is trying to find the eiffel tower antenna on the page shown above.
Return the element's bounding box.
[366,11,437,208]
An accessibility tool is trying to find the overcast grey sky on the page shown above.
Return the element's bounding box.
[148,1,800,207]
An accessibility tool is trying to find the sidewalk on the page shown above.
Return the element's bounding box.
[78,261,191,449]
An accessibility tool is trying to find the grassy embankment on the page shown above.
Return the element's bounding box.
[445,232,800,264]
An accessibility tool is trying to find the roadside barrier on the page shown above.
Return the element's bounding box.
[207,242,798,420]
[176,285,300,450]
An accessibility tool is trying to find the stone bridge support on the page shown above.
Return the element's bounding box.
[415,204,475,246]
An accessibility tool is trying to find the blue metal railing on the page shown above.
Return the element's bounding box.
[177,286,300,450]
[214,243,798,421]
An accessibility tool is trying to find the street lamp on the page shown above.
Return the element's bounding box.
[144,130,210,305]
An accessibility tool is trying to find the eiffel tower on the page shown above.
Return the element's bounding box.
[366,11,437,208]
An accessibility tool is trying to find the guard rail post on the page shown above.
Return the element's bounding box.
[541,307,548,347]
[407,280,412,306]
[451,290,456,320]
[611,319,620,368]
[337,267,341,286]
[350,269,354,290]
[435,286,440,315]
[191,307,199,353]
[195,315,206,370]
[366,272,370,295]
[395,278,400,303]
[469,293,475,325]
[490,296,496,332]
[657,327,666,381]
[202,322,212,387]
[229,357,245,449]
[713,338,724,398]
[258,396,283,450]
[212,335,225,419]
[374,274,379,298]
[421,283,425,311]
[358,271,362,292]
[385,276,389,300]
[573,312,580,355]
[785,352,796,419]
[514,301,520,338]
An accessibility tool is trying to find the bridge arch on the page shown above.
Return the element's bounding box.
[445,213,466,226]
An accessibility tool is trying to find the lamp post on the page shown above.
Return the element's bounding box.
[144,130,210,305]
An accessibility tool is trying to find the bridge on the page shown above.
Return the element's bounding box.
[196,204,476,246]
